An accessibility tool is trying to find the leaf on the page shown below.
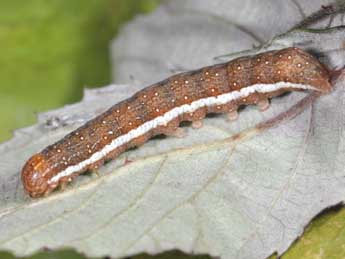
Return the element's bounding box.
[282,207,345,259]
[1,1,345,259]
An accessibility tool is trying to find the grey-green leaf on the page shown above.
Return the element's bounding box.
[1,1,345,259]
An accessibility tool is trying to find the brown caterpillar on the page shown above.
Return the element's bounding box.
[22,47,331,197]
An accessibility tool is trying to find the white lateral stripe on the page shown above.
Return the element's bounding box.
[48,82,315,183]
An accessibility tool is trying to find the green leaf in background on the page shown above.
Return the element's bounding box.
[0,0,160,142]
[282,206,345,259]
[0,249,95,259]
[0,249,212,259]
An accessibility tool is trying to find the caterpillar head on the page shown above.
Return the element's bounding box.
[21,153,57,197]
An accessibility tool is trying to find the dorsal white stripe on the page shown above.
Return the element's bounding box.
[48,82,316,184]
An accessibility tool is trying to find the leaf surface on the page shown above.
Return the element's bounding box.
[1,1,345,259]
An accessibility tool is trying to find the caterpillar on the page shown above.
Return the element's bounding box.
[21,47,331,197]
